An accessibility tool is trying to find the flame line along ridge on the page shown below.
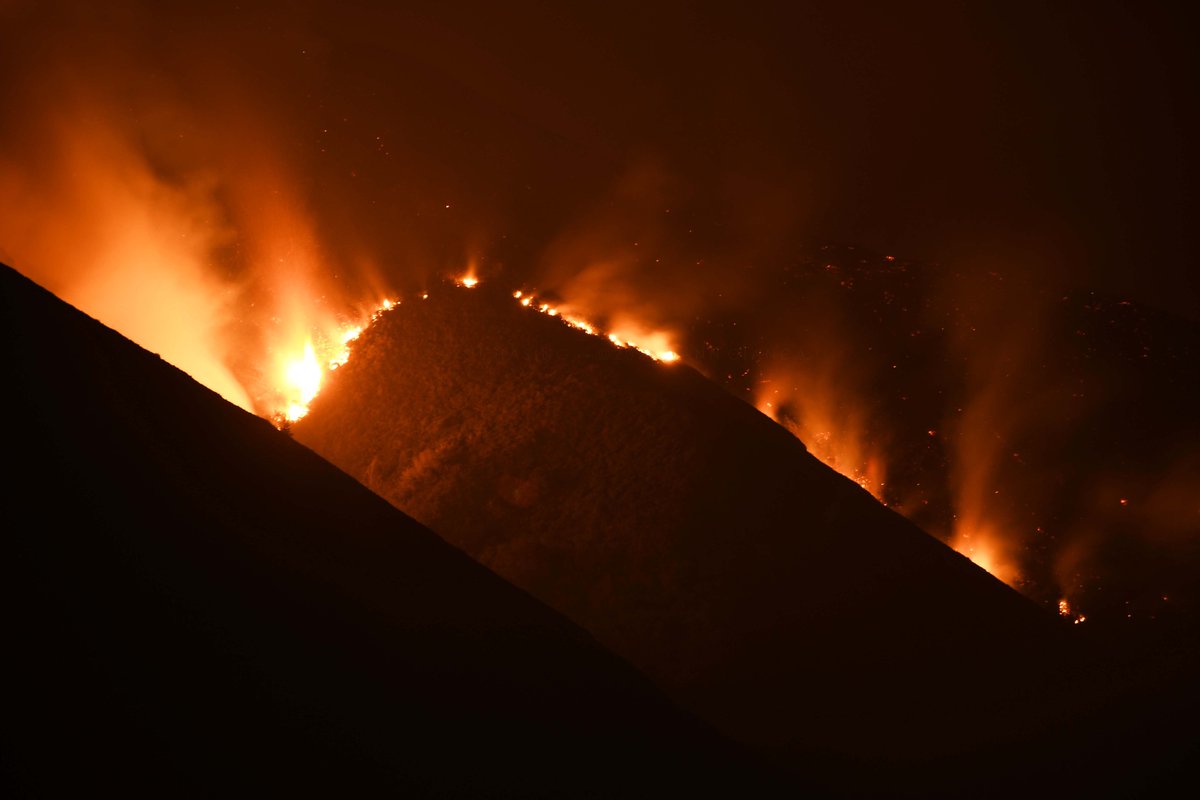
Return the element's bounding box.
[272,276,681,426]
[274,297,398,425]
[508,288,680,363]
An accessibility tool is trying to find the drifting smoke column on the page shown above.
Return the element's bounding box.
[0,4,403,421]
[939,270,1052,589]
[755,365,889,503]
[0,95,252,410]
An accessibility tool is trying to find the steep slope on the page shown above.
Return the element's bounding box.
[295,284,1076,789]
[0,262,778,797]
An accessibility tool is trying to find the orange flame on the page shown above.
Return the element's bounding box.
[513,289,682,363]
[282,341,322,422]
[266,281,682,424]
[950,522,1020,586]
[755,381,888,503]
[269,296,397,423]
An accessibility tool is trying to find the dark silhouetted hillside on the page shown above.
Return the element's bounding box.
[0,263,783,797]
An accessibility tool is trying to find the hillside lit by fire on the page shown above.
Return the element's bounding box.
[271,276,680,425]
[270,271,1039,599]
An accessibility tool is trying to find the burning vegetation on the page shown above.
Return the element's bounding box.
[272,298,395,424]
[269,273,682,427]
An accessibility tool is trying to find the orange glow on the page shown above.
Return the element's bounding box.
[282,341,322,422]
[0,102,253,411]
[511,289,682,364]
[267,281,681,424]
[755,383,888,502]
[268,296,397,424]
[951,524,1020,586]
[1057,597,1086,624]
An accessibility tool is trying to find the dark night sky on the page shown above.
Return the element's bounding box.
[308,1,1198,315]
[1,0,1196,317]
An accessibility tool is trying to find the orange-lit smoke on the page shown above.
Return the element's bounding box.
[0,5,395,421]
[756,370,888,502]
[0,100,252,408]
[510,288,681,364]
[938,272,1054,591]
[946,387,1026,587]
[532,162,724,370]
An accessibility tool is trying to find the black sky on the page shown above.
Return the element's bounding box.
[1,0,1196,316]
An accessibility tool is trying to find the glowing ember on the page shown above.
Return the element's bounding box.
[1058,597,1086,624]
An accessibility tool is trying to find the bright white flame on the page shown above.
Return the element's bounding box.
[273,297,397,424]
[273,280,677,426]
[283,341,321,422]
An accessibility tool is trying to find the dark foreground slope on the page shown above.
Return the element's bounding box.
[296,284,1196,794]
[0,263,782,797]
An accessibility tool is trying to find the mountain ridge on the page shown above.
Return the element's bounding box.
[295,281,1066,786]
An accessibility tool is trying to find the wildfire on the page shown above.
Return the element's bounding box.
[282,341,322,422]
[950,525,1020,586]
[274,297,397,424]
[755,388,887,503]
[511,288,682,363]
[1057,597,1087,624]
[270,277,680,425]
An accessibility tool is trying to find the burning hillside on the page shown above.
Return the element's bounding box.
[293,279,1074,780]
[661,245,1200,626]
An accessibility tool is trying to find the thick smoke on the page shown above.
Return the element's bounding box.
[0,2,437,414]
[0,14,250,407]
